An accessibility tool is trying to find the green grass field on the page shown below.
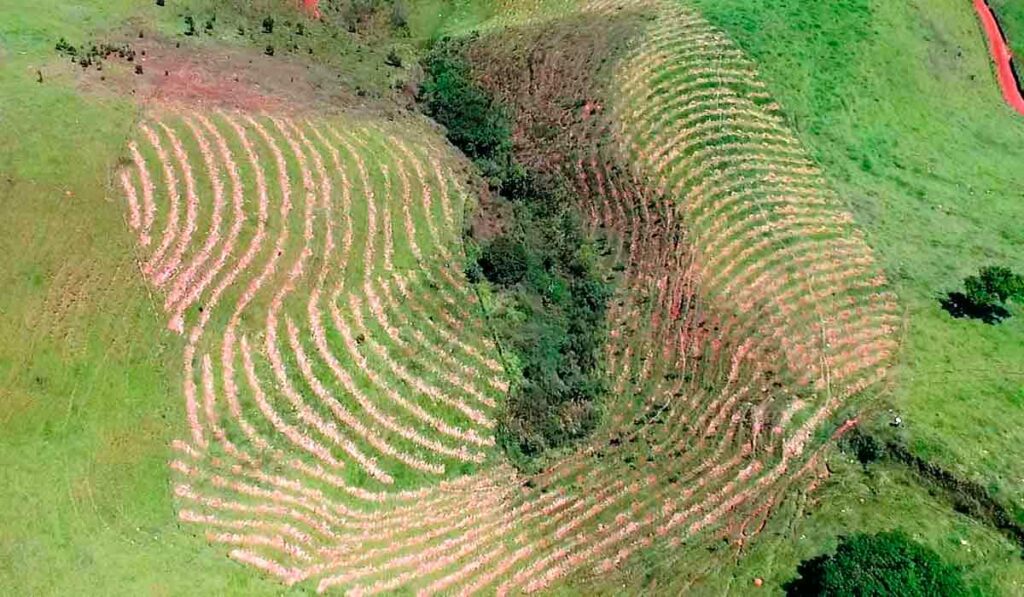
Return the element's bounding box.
[0,1,472,592]
[2,0,1023,594]
[990,0,1024,63]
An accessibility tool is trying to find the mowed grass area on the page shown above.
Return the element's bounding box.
[990,0,1024,63]
[689,0,1024,513]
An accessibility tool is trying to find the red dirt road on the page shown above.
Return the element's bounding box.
[974,0,1024,115]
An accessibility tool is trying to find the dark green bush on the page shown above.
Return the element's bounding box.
[420,37,513,177]
[385,48,403,68]
[785,531,970,596]
[55,38,77,56]
[964,265,1024,307]
[479,237,529,287]
[841,428,884,466]
[942,265,1023,324]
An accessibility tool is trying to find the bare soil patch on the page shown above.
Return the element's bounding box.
[74,36,357,113]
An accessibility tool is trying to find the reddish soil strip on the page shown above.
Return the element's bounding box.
[974,0,1024,115]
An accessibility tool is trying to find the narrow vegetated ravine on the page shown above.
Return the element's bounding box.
[974,0,1024,115]
[420,35,615,468]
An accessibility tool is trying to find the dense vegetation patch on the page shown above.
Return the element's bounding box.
[421,38,612,466]
[785,531,971,596]
[420,36,514,183]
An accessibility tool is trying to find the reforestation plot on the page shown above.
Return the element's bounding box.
[107,0,899,592]
[16,0,1024,593]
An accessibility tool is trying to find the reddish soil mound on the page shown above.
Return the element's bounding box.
[974,0,1024,115]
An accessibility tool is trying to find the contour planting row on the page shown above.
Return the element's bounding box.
[123,113,833,593]
[116,107,510,503]
[607,3,899,400]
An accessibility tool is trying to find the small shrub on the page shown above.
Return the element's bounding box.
[385,49,403,68]
[264,45,275,57]
[785,531,970,596]
[840,428,884,466]
[183,15,197,36]
[55,38,77,56]
[262,16,275,34]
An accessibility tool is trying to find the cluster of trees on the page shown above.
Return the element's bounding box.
[421,38,611,467]
[942,265,1024,324]
[420,36,514,184]
[786,531,970,596]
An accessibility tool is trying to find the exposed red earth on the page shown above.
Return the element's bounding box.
[974,0,1024,115]
[301,0,321,20]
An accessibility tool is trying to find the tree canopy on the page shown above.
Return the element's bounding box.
[785,531,970,596]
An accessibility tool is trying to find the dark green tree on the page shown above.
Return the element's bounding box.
[964,265,1024,308]
[479,237,529,287]
[420,38,513,180]
[785,531,970,596]
[942,265,1023,324]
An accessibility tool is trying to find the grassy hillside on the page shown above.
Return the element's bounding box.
[0,1,294,593]
[0,1,487,593]
[585,458,1024,595]
[990,0,1024,63]
[2,0,1023,594]
[691,0,1024,513]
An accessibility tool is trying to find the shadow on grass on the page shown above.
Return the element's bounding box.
[782,553,830,595]
[939,292,1010,324]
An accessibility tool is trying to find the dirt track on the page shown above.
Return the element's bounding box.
[974,0,1024,115]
